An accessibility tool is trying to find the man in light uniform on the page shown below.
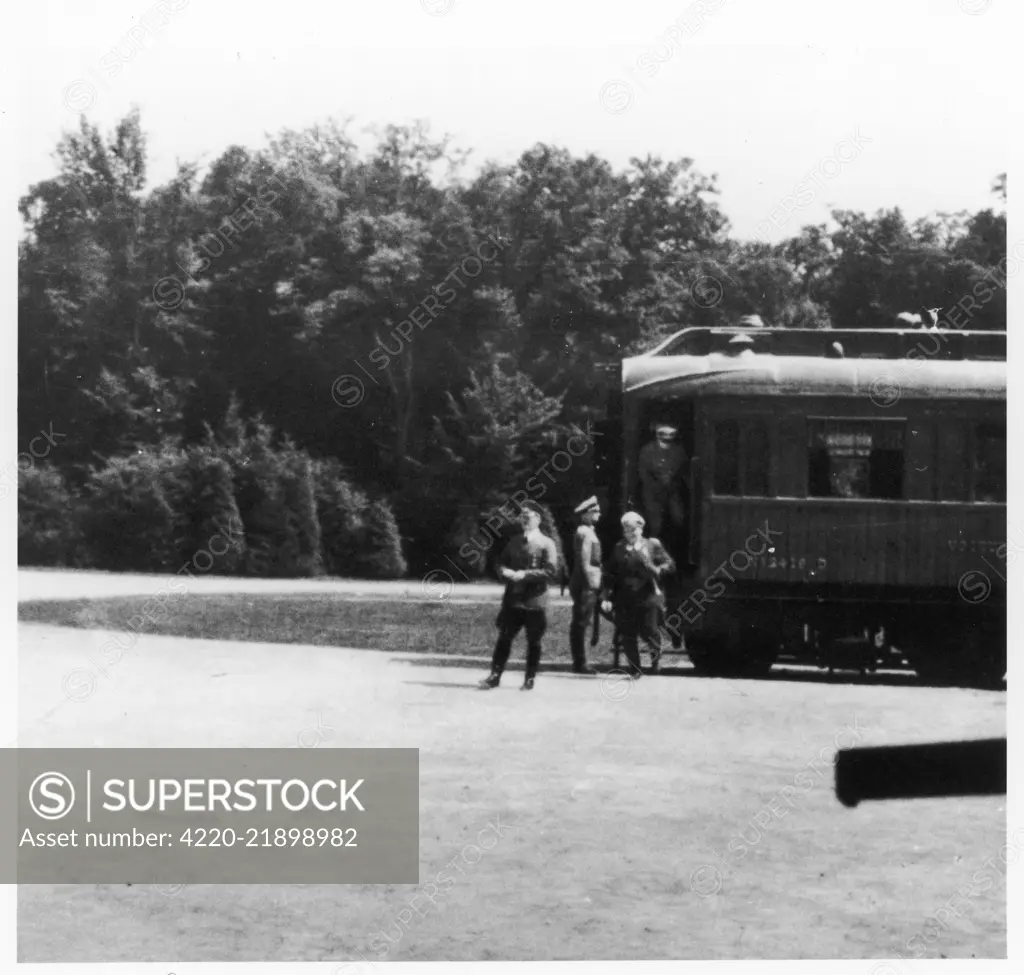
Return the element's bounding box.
[602,511,676,676]
[638,422,687,538]
[568,496,602,675]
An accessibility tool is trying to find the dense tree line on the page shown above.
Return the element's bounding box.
[16,111,1007,576]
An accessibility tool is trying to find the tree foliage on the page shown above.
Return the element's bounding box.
[18,111,1007,575]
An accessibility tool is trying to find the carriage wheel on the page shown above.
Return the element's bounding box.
[908,620,1005,689]
[687,631,776,679]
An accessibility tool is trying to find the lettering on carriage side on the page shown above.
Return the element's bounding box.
[756,554,826,571]
[946,538,1004,554]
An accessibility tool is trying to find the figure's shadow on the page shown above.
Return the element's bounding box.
[390,653,997,690]
[401,680,486,690]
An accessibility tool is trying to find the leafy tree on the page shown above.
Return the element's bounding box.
[80,365,189,459]
[18,110,205,468]
[992,173,1006,204]
[428,359,575,575]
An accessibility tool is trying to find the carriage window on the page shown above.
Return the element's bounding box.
[974,424,1006,503]
[713,420,739,495]
[808,419,904,499]
[745,423,771,496]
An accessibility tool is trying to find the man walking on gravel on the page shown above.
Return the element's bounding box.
[480,501,560,691]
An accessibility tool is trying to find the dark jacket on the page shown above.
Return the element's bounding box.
[638,441,688,491]
[602,537,676,608]
[497,531,560,611]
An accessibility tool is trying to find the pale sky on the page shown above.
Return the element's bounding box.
[9,0,1011,243]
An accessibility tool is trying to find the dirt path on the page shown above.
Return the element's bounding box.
[17,610,1007,962]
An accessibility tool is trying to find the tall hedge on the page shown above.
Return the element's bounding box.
[222,437,320,579]
[19,415,408,578]
[80,448,188,571]
[314,459,407,579]
[17,464,85,567]
[274,451,322,578]
[357,500,408,579]
[178,447,246,574]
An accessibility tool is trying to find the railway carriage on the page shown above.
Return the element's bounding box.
[597,327,1007,686]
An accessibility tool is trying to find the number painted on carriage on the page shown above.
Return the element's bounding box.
[946,538,1003,554]
[756,555,826,571]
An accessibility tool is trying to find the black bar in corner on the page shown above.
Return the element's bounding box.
[835,738,1006,807]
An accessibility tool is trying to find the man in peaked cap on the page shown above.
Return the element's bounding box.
[637,422,688,538]
[568,496,602,675]
[480,500,560,691]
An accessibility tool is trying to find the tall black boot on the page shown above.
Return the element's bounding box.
[570,627,595,674]
[569,624,585,671]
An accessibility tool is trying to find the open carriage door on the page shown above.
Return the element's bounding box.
[686,451,701,567]
[633,398,696,567]
[591,362,624,551]
[671,400,698,567]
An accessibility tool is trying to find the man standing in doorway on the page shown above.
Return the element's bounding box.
[480,501,560,691]
[638,422,687,538]
[568,496,602,675]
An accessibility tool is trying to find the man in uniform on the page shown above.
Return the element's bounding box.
[480,501,560,691]
[602,511,676,677]
[568,495,602,675]
[638,422,687,538]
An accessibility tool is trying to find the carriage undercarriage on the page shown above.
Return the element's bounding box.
[602,575,1006,689]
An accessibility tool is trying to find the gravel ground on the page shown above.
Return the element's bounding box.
[16,570,1007,962]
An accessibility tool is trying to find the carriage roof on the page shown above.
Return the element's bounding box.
[642,326,1006,360]
[622,328,1006,401]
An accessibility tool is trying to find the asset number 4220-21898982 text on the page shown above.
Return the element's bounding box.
[178,827,357,847]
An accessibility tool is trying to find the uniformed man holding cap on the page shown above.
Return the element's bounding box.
[568,495,602,675]
[638,422,687,538]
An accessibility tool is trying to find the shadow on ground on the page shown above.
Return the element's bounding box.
[390,654,951,689]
